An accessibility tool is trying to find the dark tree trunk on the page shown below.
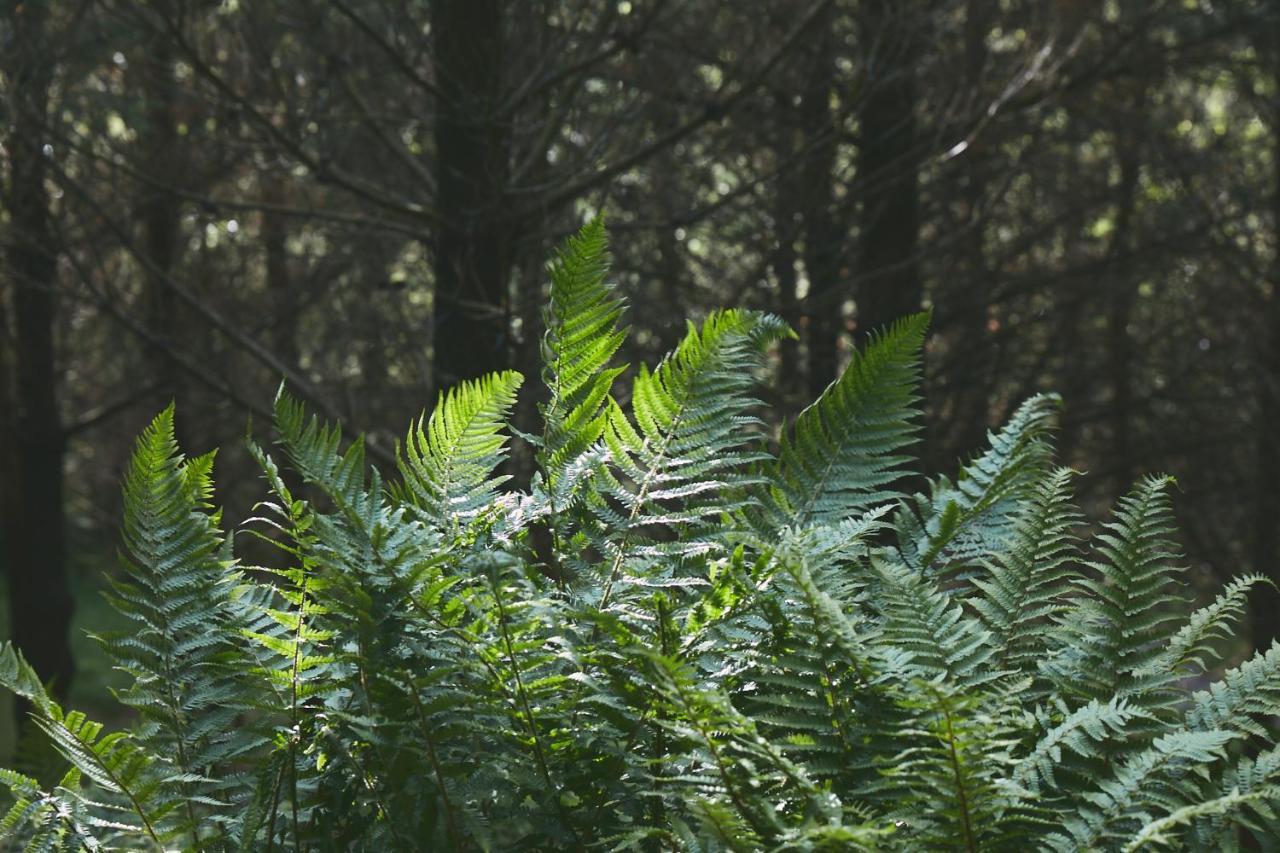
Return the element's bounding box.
[1252,23,1280,652]
[140,8,185,412]
[798,2,842,400]
[939,0,996,465]
[1253,217,1280,650]
[0,0,75,713]
[855,2,922,350]
[262,175,300,368]
[432,0,510,390]
[1105,86,1146,496]
[770,192,802,398]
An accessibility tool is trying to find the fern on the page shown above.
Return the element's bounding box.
[971,465,1082,677]
[540,215,627,476]
[766,312,926,528]
[396,370,523,526]
[1060,474,1190,705]
[2,220,1278,851]
[896,392,1060,572]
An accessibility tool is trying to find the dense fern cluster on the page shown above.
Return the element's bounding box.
[4,220,1280,851]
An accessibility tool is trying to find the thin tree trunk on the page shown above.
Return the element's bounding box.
[432,0,510,390]
[1251,23,1280,651]
[770,190,802,398]
[0,0,75,714]
[799,2,842,400]
[1105,86,1146,495]
[262,174,300,368]
[855,1,922,350]
[940,0,996,465]
[140,8,185,415]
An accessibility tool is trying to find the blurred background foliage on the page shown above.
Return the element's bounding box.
[2,0,1279,731]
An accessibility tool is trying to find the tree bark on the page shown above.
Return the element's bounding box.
[1105,84,1147,496]
[797,2,842,400]
[432,0,510,390]
[0,0,76,712]
[1251,21,1280,651]
[262,174,300,368]
[855,1,922,350]
[137,10,195,449]
[939,0,996,465]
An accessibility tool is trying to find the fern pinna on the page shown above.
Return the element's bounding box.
[3,219,1279,851]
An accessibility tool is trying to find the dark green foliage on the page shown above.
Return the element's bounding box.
[2,222,1279,851]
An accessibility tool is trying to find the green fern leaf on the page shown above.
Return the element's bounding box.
[971,466,1082,675]
[540,217,628,475]
[397,370,523,525]
[898,392,1060,572]
[768,312,927,528]
[1061,474,1189,703]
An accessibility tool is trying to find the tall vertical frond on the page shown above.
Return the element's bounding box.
[1060,475,1189,704]
[96,406,255,840]
[767,312,927,528]
[540,217,628,475]
[970,466,1082,676]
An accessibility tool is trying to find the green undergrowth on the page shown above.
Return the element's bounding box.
[1,220,1278,851]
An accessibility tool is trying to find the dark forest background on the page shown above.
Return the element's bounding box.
[2,0,1280,709]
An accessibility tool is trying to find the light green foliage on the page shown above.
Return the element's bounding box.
[397,370,523,524]
[2,222,1278,851]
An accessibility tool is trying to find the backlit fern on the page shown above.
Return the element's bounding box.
[2,220,1279,851]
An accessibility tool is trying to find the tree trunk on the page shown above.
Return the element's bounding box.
[1251,23,1280,651]
[1105,85,1146,496]
[262,174,300,368]
[939,0,996,465]
[432,0,510,390]
[798,2,842,400]
[770,184,802,398]
[140,7,185,408]
[855,1,922,349]
[0,0,75,713]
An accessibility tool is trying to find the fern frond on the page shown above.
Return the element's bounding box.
[98,406,258,839]
[540,216,628,476]
[971,466,1082,676]
[1185,642,1280,738]
[1049,729,1237,851]
[396,370,523,525]
[766,312,926,528]
[1137,573,1272,678]
[897,392,1060,572]
[597,310,788,592]
[1061,474,1189,704]
[0,644,170,848]
[875,558,996,687]
[273,385,369,508]
[1123,787,1280,851]
[1012,697,1150,794]
[885,682,1030,850]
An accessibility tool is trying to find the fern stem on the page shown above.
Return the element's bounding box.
[938,695,979,853]
[263,759,287,853]
[489,568,584,848]
[600,412,686,610]
[408,683,464,851]
[288,553,311,850]
[156,616,205,851]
